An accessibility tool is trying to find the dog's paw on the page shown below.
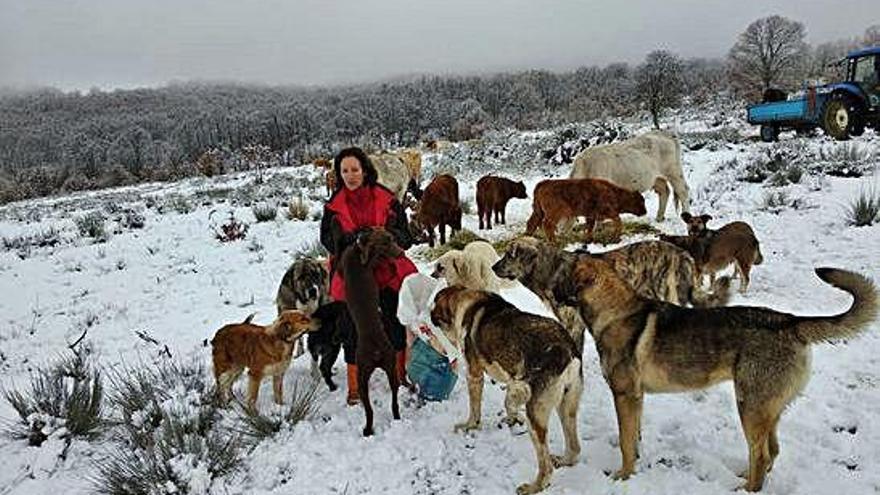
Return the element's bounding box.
[454,421,480,433]
[551,454,577,468]
[610,467,633,481]
[516,481,547,495]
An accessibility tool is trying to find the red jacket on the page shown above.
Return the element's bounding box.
[321,185,417,301]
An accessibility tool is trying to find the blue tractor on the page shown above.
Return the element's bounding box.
[747,47,880,141]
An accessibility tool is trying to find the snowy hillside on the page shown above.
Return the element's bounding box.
[1,114,879,495]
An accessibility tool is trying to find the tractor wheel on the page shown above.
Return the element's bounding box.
[822,98,853,140]
[760,125,778,143]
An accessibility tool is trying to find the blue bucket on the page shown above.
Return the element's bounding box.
[407,338,458,401]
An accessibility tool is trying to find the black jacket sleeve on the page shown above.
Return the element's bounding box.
[385,198,413,250]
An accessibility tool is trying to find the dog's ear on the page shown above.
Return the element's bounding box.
[681,212,692,222]
[358,234,373,266]
[700,214,712,224]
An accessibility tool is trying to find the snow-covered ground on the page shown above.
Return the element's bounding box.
[1,119,879,495]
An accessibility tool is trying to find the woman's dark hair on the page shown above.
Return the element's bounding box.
[333,147,378,190]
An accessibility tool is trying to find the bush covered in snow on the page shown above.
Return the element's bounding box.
[75,211,109,242]
[251,203,278,223]
[845,188,880,227]
[2,351,104,446]
[95,357,241,495]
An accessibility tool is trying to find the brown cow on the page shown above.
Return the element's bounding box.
[411,174,462,248]
[525,178,647,243]
[476,175,527,230]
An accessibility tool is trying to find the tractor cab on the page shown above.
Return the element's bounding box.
[845,48,880,107]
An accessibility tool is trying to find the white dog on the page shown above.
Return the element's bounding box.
[431,241,513,292]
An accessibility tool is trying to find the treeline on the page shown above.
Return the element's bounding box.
[0,58,729,204]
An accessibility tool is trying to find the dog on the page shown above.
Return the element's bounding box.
[306,301,347,391]
[276,256,330,361]
[661,213,764,293]
[211,310,318,411]
[337,228,405,436]
[562,256,877,492]
[492,237,731,351]
[430,240,514,292]
[431,286,583,495]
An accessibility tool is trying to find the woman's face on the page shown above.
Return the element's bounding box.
[340,156,364,190]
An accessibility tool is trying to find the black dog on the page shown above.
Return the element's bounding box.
[308,301,348,391]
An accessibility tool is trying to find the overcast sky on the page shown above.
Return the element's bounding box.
[0,0,876,92]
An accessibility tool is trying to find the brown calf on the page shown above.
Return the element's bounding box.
[525,178,647,243]
[476,175,527,230]
[411,174,462,247]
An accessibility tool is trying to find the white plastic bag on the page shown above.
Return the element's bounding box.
[397,273,461,364]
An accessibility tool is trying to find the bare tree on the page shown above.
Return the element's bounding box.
[728,15,809,99]
[636,50,684,129]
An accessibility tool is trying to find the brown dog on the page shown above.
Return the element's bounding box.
[661,212,764,293]
[526,178,646,243]
[431,286,583,495]
[211,310,318,411]
[564,256,877,492]
[337,228,405,436]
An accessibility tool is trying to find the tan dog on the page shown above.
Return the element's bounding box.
[431,240,514,292]
[565,257,877,492]
[431,286,583,495]
[661,212,764,293]
[211,310,318,411]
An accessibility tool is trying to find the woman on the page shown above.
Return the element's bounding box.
[320,147,418,405]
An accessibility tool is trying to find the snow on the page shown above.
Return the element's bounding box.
[1,118,879,495]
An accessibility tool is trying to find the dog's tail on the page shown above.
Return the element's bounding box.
[793,268,878,344]
[689,275,732,307]
[242,313,256,325]
[753,242,764,266]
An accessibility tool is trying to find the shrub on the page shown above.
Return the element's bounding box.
[459,198,473,216]
[252,203,277,222]
[119,208,145,229]
[94,357,238,494]
[845,188,880,227]
[423,229,487,260]
[816,143,873,177]
[164,194,194,214]
[92,408,241,495]
[3,351,104,446]
[214,212,248,242]
[287,196,309,221]
[75,211,109,242]
[233,376,323,442]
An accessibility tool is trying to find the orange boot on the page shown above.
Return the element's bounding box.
[346,363,359,406]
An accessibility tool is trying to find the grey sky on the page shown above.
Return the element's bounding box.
[1,0,876,91]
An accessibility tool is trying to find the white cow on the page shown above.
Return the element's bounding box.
[369,152,412,203]
[570,131,689,221]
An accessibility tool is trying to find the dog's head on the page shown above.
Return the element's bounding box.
[681,212,712,236]
[570,256,633,323]
[291,257,328,308]
[492,236,542,281]
[356,228,404,267]
[622,190,648,217]
[511,180,528,199]
[429,285,473,346]
[431,250,466,283]
[270,310,318,342]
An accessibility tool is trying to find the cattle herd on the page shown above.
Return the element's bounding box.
[213,130,877,494]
